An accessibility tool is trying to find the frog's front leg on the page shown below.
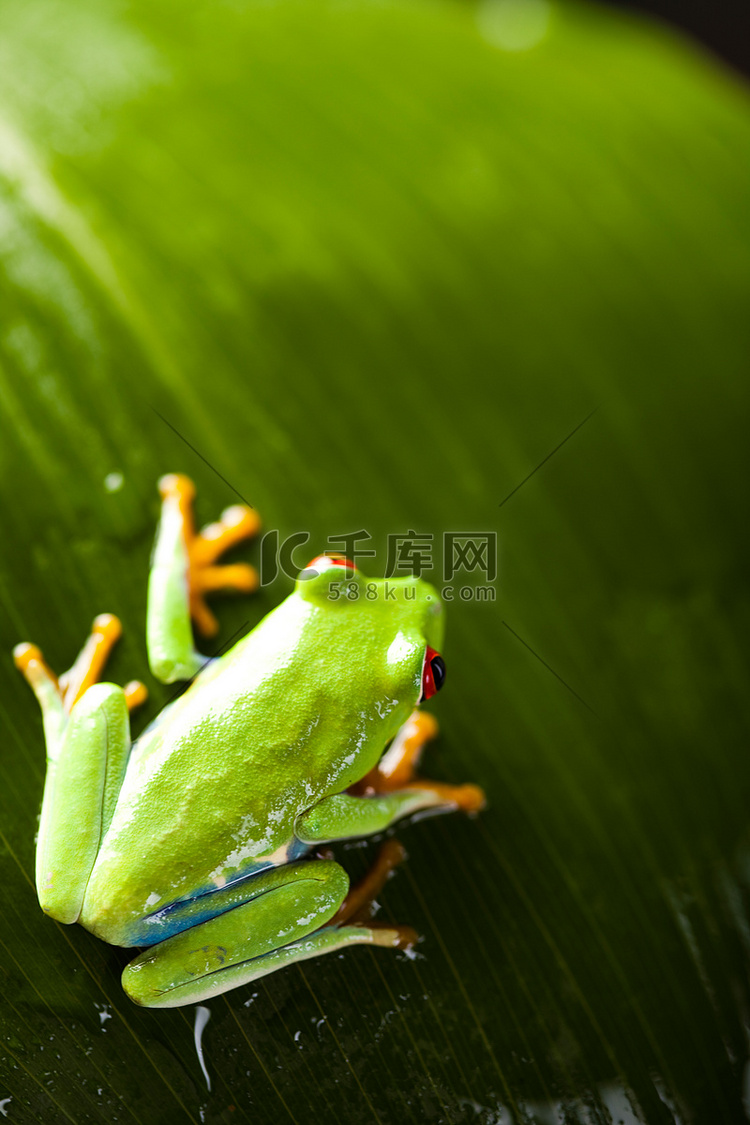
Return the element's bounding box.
[147,473,261,683]
[296,711,485,845]
[13,617,145,923]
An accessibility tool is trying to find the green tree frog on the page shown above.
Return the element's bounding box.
[14,475,484,1008]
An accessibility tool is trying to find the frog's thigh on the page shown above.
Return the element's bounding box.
[295,790,449,844]
[123,860,349,1008]
[36,684,130,925]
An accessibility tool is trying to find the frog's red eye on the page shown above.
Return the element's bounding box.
[301,554,356,577]
[420,646,446,702]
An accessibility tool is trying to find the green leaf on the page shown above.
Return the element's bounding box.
[1,1,749,1121]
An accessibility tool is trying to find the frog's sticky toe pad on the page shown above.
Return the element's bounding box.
[454,783,486,814]
[124,680,149,711]
[13,643,57,690]
[407,779,486,815]
[367,923,419,951]
[14,642,45,672]
[159,473,195,503]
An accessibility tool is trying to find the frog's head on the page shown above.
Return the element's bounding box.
[292,554,446,759]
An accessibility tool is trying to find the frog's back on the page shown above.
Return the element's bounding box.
[80,599,390,944]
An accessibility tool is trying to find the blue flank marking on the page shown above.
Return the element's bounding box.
[127,836,313,947]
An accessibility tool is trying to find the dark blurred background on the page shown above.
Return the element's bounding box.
[607,0,750,75]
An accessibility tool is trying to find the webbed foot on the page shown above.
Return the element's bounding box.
[14,614,146,718]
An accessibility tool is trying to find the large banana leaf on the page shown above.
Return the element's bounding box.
[1,0,749,1121]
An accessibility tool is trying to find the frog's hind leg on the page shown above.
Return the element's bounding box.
[328,838,416,942]
[122,849,413,1009]
[147,474,261,683]
[14,619,142,924]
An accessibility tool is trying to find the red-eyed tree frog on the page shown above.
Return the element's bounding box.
[14,475,485,1008]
